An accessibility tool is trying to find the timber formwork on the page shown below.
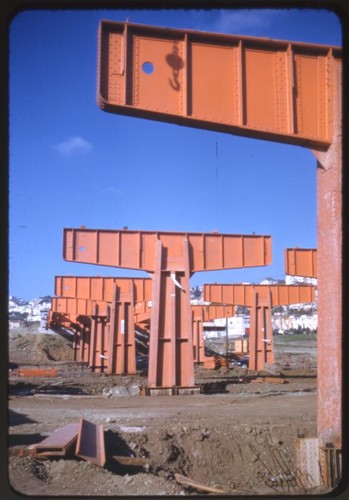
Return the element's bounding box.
[204,283,316,371]
[96,20,342,460]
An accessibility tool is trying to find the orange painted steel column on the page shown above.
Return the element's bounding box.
[108,282,136,375]
[148,238,194,388]
[312,53,342,449]
[248,289,274,371]
[63,229,272,389]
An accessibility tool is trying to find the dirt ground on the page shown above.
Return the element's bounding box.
[7,324,322,497]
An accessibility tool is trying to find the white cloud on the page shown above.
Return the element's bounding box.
[54,136,93,157]
[211,9,286,35]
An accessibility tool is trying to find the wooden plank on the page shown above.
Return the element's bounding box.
[75,417,106,467]
[34,423,79,457]
[9,445,37,458]
[174,473,228,494]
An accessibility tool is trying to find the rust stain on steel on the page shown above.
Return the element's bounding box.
[35,423,79,457]
[75,417,106,467]
[63,228,272,272]
[284,248,317,278]
[97,21,341,149]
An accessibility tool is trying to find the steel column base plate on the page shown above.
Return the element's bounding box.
[145,386,201,396]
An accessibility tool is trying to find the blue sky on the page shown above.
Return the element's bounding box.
[9,8,342,300]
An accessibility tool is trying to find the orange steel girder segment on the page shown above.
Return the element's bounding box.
[63,228,272,388]
[98,21,341,150]
[51,277,153,375]
[204,284,316,370]
[284,248,317,278]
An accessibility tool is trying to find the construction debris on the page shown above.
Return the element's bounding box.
[251,377,289,384]
[174,473,228,494]
[34,423,79,458]
[11,368,57,378]
[112,455,148,467]
[75,417,106,467]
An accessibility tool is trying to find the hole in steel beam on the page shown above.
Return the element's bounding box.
[142,61,154,74]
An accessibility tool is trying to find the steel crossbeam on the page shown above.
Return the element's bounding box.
[204,284,316,370]
[62,229,271,388]
[285,248,317,278]
[98,21,341,149]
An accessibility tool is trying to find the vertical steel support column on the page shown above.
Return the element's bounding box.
[148,240,162,387]
[96,318,105,373]
[313,55,342,449]
[179,237,195,387]
[248,290,274,371]
[107,283,137,375]
[107,284,118,374]
[148,238,195,388]
[81,322,90,365]
[89,305,98,369]
[192,307,212,364]
[249,291,259,371]
[192,312,201,363]
[72,326,78,361]
[265,289,274,366]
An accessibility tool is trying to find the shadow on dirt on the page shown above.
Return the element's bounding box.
[8,409,37,426]
[104,430,148,476]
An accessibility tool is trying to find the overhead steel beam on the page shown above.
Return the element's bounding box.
[98,21,341,150]
[63,228,271,273]
[284,248,317,278]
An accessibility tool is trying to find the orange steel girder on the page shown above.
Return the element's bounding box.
[53,276,153,374]
[98,21,341,150]
[285,248,317,278]
[97,21,342,449]
[204,284,316,370]
[55,275,152,303]
[63,228,272,388]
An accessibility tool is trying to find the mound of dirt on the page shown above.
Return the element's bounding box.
[9,332,74,365]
